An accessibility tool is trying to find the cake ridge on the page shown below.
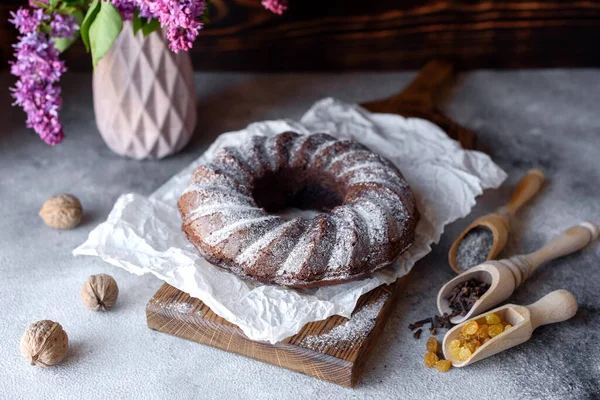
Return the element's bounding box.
[204,215,278,246]
[236,219,297,266]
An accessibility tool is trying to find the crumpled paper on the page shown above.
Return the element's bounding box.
[74,98,506,343]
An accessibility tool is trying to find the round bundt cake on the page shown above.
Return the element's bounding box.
[178,132,420,287]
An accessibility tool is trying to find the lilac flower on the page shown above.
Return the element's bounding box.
[11,80,65,145]
[50,12,79,38]
[9,8,48,35]
[9,6,72,146]
[131,0,207,52]
[11,32,66,83]
[111,0,136,21]
[262,0,287,15]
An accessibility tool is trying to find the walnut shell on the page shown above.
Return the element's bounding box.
[81,274,119,311]
[20,320,68,367]
[39,194,83,229]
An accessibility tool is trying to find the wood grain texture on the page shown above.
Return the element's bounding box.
[147,278,404,387]
[442,290,578,367]
[146,60,477,387]
[439,222,598,325]
[2,0,600,71]
[448,169,545,273]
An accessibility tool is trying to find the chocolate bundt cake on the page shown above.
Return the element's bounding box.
[178,132,419,287]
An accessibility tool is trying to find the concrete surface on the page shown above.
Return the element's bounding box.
[0,70,599,399]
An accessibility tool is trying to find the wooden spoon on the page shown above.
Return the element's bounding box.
[449,169,545,274]
[442,289,578,367]
[438,222,598,324]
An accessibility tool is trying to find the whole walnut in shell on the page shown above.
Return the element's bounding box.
[39,194,83,229]
[81,274,119,311]
[20,320,68,367]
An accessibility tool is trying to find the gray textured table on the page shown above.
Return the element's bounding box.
[1,70,599,400]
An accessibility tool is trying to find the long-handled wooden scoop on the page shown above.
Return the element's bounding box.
[442,289,578,367]
[449,169,545,273]
[438,222,598,324]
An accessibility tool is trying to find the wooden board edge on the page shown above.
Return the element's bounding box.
[146,294,356,387]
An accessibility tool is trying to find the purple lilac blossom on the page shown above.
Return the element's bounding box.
[49,13,79,38]
[9,8,48,34]
[130,0,207,52]
[111,0,136,21]
[9,6,75,145]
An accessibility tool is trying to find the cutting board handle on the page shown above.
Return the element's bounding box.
[360,60,475,149]
[395,60,455,110]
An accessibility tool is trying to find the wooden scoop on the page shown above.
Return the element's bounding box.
[442,289,578,367]
[449,169,545,273]
[438,222,598,324]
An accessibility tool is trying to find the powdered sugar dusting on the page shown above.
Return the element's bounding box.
[288,134,311,165]
[308,139,337,166]
[325,149,370,170]
[276,223,315,277]
[149,299,196,314]
[205,216,278,245]
[186,204,261,222]
[338,161,386,176]
[326,208,360,274]
[236,220,296,265]
[352,199,388,244]
[299,293,389,351]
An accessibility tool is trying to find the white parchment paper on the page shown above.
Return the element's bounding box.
[74,98,506,343]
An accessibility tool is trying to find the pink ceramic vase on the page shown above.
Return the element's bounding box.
[93,21,197,160]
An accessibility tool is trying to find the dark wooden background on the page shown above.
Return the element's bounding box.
[2,0,600,71]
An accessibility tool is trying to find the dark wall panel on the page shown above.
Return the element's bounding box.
[2,0,600,71]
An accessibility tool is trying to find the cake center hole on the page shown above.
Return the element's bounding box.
[252,169,344,214]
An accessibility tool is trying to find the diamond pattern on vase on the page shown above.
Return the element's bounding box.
[93,21,197,160]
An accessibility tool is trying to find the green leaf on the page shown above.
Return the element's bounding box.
[32,1,50,9]
[132,9,143,35]
[64,0,90,5]
[80,0,100,52]
[53,36,76,52]
[89,0,123,68]
[202,3,210,23]
[141,18,160,37]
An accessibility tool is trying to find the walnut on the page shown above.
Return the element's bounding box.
[39,194,83,229]
[81,274,119,311]
[20,320,68,367]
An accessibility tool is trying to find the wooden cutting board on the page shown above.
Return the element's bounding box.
[146,60,475,387]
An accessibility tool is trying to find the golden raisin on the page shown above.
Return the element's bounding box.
[504,324,513,331]
[457,333,468,342]
[449,339,461,350]
[424,352,439,367]
[435,359,452,373]
[449,347,462,361]
[462,320,479,336]
[465,339,481,353]
[459,346,472,361]
[476,324,489,339]
[485,313,501,325]
[426,337,439,353]
[488,324,504,337]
